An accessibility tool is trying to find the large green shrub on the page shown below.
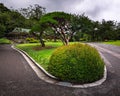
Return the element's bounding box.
[48,43,105,83]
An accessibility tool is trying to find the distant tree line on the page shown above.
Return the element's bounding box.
[0,3,120,46]
[0,3,44,38]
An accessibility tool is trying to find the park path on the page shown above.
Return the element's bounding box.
[0,44,120,96]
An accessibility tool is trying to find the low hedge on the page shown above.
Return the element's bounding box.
[48,43,105,84]
[26,38,39,43]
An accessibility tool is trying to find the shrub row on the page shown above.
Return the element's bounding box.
[26,38,39,43]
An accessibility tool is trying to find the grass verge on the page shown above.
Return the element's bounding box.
[103,40,120,46]
[0,38,11,44]
[16,42,63,70]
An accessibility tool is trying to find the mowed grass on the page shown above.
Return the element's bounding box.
[16,42,77,70]
[0,38,11,44]
[103,40,120,46]
[16,42,64,70]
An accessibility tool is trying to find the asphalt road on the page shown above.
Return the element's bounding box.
[0,44,120,96]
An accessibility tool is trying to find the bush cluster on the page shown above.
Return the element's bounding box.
[48,43,105,83]
[26,38,39,43]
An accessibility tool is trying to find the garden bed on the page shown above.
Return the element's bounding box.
[16,42,105,84]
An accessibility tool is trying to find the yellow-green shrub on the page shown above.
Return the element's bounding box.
[26,38,39,43]
[48,43,105,83]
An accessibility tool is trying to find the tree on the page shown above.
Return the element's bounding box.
[0,24,6,38]
[99,20,117,41]
[6,10,26,32]
[116,22,120,40]
[0,3,28,36]
[69,14,81,41]
[70,14,95,41]
[0,3,10,37]
[31,23,45,47]
[19,4,46,20]
[38,12,72,45]
[0,3,10,13]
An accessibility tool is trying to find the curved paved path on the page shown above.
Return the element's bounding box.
[0,44,120,96]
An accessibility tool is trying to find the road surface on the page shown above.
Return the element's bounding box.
[0,44,120,96]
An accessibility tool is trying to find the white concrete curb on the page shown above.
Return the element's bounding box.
[12,45,107,88]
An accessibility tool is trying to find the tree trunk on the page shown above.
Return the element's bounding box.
[64,38,69,45]
[39,31,45,47]
[39,37,45,47]
[54,33,57,42]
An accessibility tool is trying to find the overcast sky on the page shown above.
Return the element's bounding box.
[0,0,120,21]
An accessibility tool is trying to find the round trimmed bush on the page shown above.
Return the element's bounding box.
[48,43,105,84]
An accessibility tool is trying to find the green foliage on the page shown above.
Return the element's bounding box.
[71,14,96,41]
[0,24,6,38]
[98,20,117,41]
[40,15,58,26]
[32,11,72,46]
[48,43,105,83]
[0,3,10,13]
[38,12,73,45]
[0,3,27,35]
[39,12,71,28]
[26,37,39,43]
[31,23,43,32]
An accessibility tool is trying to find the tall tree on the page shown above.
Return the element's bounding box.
[0,3,10,37]
[70,14,95,41]
[0,3,27,34]
[0,3,10,13]
[99,20,116,41]
[31,23,46,47]
[6,10,26,32]
[0,24,6,38]
[19,4,46,20]
[38,12,72,45]
[116,22,120,40]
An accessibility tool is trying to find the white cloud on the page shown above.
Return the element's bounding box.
[94,0,120,21]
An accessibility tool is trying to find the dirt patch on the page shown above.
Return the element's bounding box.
[33,45,56,51]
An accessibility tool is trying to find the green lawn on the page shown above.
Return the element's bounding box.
[0,38,11,44]
[16,42,64,70]
[103,40,120,46]
[16,42,77,70]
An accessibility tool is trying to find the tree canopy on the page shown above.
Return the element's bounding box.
[37,12,72,45]
[19,4,46,20]
[0,3,40,38]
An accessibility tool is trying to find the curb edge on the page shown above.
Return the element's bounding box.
[11,45,107,88]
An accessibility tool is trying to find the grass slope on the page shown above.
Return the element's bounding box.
[0,38,11,44]
[103,40,120,46]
